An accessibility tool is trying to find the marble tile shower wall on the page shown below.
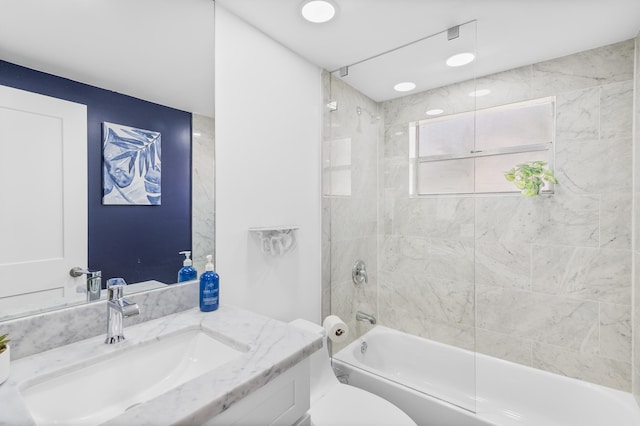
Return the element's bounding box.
[326,75,381,351]
[380,39,636,391]
[633,33,640,405]
[322,71,332,323]
[381,80,477,352]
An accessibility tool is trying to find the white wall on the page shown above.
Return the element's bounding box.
[214,6,322,323]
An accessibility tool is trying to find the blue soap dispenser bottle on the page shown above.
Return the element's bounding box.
[200,255,219,312]
[178,251,197,282]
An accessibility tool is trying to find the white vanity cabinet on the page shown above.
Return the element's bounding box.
[208,359,311,426]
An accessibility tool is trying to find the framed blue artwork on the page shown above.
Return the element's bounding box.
[102,122,161,205]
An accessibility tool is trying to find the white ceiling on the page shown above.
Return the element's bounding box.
[0,0,215,117]
[1,0,639,114]
[220,0,640,101]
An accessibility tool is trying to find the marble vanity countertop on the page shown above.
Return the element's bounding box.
[0,305,322,425]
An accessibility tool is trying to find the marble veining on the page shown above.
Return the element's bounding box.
[477,284,600,353]
[0,305,321,425]
[600,81,634,140]
[599,303,632,362]
[531,39,635,97]
[325,38,636,393]
[632,32,640,405]
[325,71,381,353]
[600,192,632,249]
[532,341,631,391]
[192,114,216,274]
[555,137,632,195]
[476,328,533,367]
[555,86,600,142]
[3,281,200,360]
[380,270,474,328]
[531,246,631,305]
[395,197,475,239]
[475,193,601,246]
[474,240,532,290]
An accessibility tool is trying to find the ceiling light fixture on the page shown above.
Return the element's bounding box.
[446,52,475,67]
[393,82,416,92]
[300,0,337,23]
[425,109,444,116]
[469,89,491,97]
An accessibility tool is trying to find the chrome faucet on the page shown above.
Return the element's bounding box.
[105,278,140,344]
[70,267,102,301]
[356,311,376,325]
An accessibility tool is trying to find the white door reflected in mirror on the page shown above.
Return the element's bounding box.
[0,85,87,318]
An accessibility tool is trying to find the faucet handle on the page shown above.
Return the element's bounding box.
[352,260,368,286]
[69,267,101,279]
[106,278,127,300]
[120,298,140,318]
[106,278,126,287]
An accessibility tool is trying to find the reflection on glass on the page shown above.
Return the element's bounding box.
[323,137,352,196]
[327,20,479,413]
[418,159,474,194]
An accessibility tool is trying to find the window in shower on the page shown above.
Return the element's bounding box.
[410,97,555,195]
[323,137,352,196]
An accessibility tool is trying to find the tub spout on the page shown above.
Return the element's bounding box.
[356,311,376,325]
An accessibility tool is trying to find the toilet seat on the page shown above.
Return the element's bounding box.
[308,383,416,426]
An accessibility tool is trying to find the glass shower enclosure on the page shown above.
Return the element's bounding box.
[322,21,479,413]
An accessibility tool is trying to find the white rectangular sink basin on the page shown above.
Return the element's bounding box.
[19,328,245,425]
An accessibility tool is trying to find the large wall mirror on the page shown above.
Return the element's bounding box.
[0,0,215,321]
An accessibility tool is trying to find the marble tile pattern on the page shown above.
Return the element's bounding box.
[0,305,321,425]
[325,74,381,351]
[633,33,640,406]
[321,71,333,322]
[2,281,199,360]
[387,38,635,391]
[192,114,215,273]
[326,39,637,393]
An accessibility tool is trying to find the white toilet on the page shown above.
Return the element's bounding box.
[290,319,417,426]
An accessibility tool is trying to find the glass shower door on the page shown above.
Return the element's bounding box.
[323,21,478,414]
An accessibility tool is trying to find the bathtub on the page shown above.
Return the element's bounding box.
[332,325,640,426]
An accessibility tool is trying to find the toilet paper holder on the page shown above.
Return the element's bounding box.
[323,315,349,343]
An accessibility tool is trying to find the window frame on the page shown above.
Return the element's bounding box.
[409,96,556,196]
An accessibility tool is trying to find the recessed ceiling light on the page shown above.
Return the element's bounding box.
[425,109,444,116]
[394,82,416,92]
[446,52,475,67]
[300,0,337,23]
[193,131,202,137]
[469,89,491,97]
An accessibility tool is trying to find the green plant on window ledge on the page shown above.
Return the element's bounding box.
[504,161,558,197]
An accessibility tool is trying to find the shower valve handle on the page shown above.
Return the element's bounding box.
[352,259,368,286]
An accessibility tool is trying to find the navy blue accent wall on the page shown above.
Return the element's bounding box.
[1,60,192,284]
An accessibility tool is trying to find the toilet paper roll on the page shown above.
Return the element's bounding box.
[322,315,349,343]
